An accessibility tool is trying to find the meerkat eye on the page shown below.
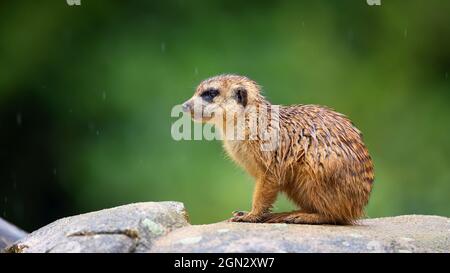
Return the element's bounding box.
[234,87,248,107]
[200,88,219,103]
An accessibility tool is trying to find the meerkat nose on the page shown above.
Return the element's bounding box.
[182,100,193,112]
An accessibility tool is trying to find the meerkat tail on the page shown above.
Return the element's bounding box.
[263,211,341,225]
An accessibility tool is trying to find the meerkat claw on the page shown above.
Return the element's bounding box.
[232,210,247,217]
[230,212,264,223]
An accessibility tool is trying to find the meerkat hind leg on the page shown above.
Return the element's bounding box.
[263,211,335,225]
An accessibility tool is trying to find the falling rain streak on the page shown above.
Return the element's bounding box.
[16,113,22,126]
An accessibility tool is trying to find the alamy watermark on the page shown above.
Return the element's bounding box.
[171,103,281,152]
[66,0,81,6]
[366,0,381,6]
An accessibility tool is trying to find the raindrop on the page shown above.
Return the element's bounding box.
[404,28,408,38]
[347,29,354,42]
[139,159,144,166]
[53,168,57,176]
[88,122,95,131]
[3,197,7,217]
[69,109,73,113]
[302,21,305,28]
[96,130,100,136]
[102,91,107,101]
[16,113,22,126]
[445,72,448,80]
[194,67,199,75]
[161,42,166,52]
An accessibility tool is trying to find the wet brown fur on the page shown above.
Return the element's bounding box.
[184,74,374,225]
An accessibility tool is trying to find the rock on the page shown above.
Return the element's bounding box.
[149,215,450,253]
[6,202,189,253]
[0,218,27,250]
[6,202,450,253]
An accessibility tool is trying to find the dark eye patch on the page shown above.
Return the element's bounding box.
[200,88,219,103]
[235,87,247,107]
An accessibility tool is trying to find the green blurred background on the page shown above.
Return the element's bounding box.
[1,0,449,232]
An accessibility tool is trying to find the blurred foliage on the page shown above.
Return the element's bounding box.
[0,0,449,231]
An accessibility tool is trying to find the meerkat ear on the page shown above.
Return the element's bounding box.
[234,88,248,107]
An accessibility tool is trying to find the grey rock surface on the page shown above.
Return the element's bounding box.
[6,201,450,253]
[150,215,450,253]
[6,202,189,253]
[0,217,27,250]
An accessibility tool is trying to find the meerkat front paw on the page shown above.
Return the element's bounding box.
[229,210,264,223]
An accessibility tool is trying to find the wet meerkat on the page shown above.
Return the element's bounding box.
[182,74,374,224]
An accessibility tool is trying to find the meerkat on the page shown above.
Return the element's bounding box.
[181,74,374,225]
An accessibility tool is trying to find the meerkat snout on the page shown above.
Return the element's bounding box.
[182,100,192,113]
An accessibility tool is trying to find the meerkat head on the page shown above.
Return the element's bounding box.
[182,74,262,124]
